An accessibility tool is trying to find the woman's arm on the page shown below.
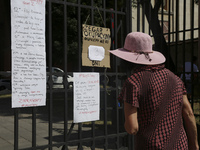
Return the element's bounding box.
[124,102,138,135]
[182,95,199,150]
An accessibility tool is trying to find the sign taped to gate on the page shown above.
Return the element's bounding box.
[73,72,100,123]
[11,0,46,108]
[82,24,111,68]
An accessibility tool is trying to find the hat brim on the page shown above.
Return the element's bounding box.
[109,48,166,65]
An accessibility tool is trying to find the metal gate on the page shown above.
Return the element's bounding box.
[44,0,132,149]
[0,0,199,150]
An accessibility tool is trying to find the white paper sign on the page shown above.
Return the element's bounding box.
[11,0,46,108]
[11,0,45,50]
[73,73,100,123]
[88,45,105,61]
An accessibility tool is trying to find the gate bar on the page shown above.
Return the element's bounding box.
[63,0,69,149]
[48,1,53,149]
[32,108,36,148]
[14,109,19,150]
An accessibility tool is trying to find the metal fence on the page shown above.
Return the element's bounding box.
[0,0,199,150]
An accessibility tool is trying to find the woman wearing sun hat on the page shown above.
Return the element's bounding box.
[110,32,199,150]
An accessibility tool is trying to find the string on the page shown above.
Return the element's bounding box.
[95,6,106,27]
[135,52,152,62]
[104,68,110,95]
[83,6,106,27]
[84,14,90,25]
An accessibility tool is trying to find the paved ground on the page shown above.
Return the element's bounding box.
[0,89,128,150]
[0,89,81,150]
[0,114,93,150]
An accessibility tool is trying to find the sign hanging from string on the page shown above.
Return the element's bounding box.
[82,7,111,68]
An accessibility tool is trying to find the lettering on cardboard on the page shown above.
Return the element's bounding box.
[82,24,111,68]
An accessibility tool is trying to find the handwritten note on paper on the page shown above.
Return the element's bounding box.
[12,49,46,107]
[11,0,46,108]
[73,73,100,123]
[11,0,45,50]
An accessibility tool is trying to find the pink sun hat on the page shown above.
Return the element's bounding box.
[109,32,166,65]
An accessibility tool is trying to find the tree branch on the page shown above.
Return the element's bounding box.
[154,0,162,12]
[140,0,175,71]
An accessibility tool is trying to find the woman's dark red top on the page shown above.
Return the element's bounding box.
[118,64,188,150]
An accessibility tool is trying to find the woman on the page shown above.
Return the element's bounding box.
[109,32,199,150]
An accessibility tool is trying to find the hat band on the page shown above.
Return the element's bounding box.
[124,48,153,54]
[135,52,152,62]
[123,48,152,62]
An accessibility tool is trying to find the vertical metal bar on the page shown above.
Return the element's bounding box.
[78,0,82,72]
[48,1,53,149]
[91,120,95,150]
[161,0,164,57]
[199,0,200,69]
[114,0,120,149]
[91,1,95,145]
[171,0,175,42]
[64,0,69,149]
[77,0,83,149]
[167,0,171,68]
[111,8,115,50]
[78,123,83,150]
[102,1,108,148]
[91,0,94,70]
[142,2,145,32]
[175,0,179,73]
[148,1,151,35]
[32,108,36,148]
[182,0,186,82]
[137,0,140,31]
[114,2,118,68]
[190,0,195,109]
[103,0,106,27]
[103,73,108,150]
[128,4,134,149]
[126,0,132,32]
[129,0,132,32]
[91,0,94,25]
[14,109,19,150]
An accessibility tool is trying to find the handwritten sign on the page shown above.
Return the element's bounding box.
[11,0,46,108]
[11,0,45,50]
[82,24,111,68]
[73,73,100,123]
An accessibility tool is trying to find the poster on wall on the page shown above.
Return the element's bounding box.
[11,0,46,108]
[73,72,100,123]
[82,24,111,68]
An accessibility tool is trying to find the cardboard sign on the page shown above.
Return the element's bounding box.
[82,24,111,68]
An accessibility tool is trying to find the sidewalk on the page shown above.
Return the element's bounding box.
[0,90,126,150]
[0,115,126,150]
[0,89,66,150]
[0,114,99,150]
